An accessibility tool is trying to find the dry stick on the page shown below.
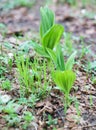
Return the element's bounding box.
[55,107,65,124]
[81,124,96,129]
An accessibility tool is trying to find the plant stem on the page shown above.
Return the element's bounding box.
[64,93,71,114]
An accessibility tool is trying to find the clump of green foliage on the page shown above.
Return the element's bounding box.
[58,0,96,7]
[0,0,35,11]
[1,79,12,91]
[15,55,34,97]
[0,5,77,129]
[64,0,77,5]
[15,54,51,98]
[31,6,76,113]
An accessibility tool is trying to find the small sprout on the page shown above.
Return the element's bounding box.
[3,101,15,114]
[23,111,35,122]
[53,70,76,112]
[89,95,93,107]
[1,79,12,91]
[74,98,81,117]
[22,111,35,130]
[63,32,73,54]
[93,78,96,84]
[15,55,34,96]
[46,115,57,126]
[4,113,20,127]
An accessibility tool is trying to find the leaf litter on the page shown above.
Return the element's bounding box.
[0,0,96,130]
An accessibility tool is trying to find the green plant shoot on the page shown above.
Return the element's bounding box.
[47,45,76,71]
[40,6,55,39]
[31,6,64,58]
[52,70,76,112]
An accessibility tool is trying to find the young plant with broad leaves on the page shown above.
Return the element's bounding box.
[52,70,76,113]
[31,6,64,58]
[30,6,77,113]
[49,44,76,112]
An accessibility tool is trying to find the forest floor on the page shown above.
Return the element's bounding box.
[0,0,96,130]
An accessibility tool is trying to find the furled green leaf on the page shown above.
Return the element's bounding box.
[56,44,65,71]
[42,24,64,49]
[53,70,76,93]
[40,6,54,38]
[47,45,65,70]
[30,41,49,58]
[65,51,77,70]
[46,48,57,65]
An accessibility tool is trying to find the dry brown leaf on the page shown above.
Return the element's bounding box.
[36,102,45,108]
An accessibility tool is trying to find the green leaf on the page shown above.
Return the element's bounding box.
[56,44,65,71]
[65,51,77,70]
[40,6,54,38]
[53,70,76,94]
[42,24,64,49]
[47,45,65,70]
[46,48,57,65]
[4,42,12,49]
[30,41,49,58]
[88,61,96,70]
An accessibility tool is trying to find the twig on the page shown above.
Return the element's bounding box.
[55,107,65,124]
[81,124,96,128]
